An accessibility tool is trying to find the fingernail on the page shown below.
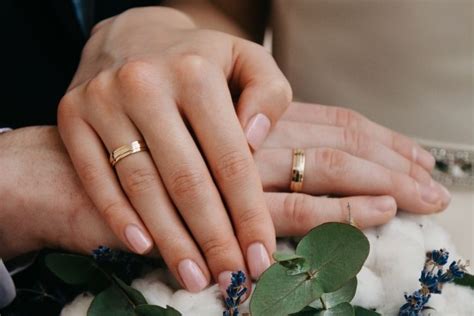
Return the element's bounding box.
[245,113,271,151]
[218,271,232,294]
[372,196,396,212]
[247,242,270,279]
[416,148,436,170]
[436,182,452,208]
[124,224,153,254]
[417,181,440,204]
[178,259,208,292]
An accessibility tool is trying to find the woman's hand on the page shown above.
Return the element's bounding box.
[0,127,394,285]
[255,102,450,216]
[57,7,291,293]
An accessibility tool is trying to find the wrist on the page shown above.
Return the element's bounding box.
[0,129,45,259]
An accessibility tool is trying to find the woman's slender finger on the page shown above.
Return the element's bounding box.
[264,121,433,184]
[255,148,451,213]
[57,110,153,255]
[282,102,435,171]
[265,192,397,236]
[177,60,275,280]
[88,109,212,293]
[124,88,250,293]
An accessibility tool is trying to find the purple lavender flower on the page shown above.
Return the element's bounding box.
[427,249,449,266]
[223,271,247,316]
[399,249,468,316]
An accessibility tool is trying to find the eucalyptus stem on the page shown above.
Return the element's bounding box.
[320,297,327,310]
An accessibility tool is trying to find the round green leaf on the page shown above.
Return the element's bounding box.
[310,278,357,309]
[45,253,110,292]
[113,275,147,305]
[273,252,310,276]
[296,223,369,293]
[250,263,324,316]
[315,302,354,316]
[87,286,135,316]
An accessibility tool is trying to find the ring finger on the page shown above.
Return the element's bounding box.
[255,148,451,213]
[86,111,212,292]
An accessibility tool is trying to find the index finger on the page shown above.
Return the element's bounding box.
[181,63,276,280]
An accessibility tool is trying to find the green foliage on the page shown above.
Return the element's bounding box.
[310,278,357,309]
[353,306,381,316]
[45,252,182,316]
[250,223,369,316]
[45,253,110,293]
[273,252,310,275]
[454,272,474,290]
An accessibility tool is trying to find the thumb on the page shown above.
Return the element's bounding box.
[231,39,292,150]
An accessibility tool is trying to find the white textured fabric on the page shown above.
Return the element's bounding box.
[61,213,474,316]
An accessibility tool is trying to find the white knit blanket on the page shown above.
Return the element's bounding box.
[61,213,474,316]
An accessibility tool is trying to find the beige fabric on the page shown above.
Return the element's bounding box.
[271,0,473,261]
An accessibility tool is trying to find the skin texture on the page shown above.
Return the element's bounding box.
[0,103,449,288]
[58,6,292,292]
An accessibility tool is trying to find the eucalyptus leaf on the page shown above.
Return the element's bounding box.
[273,252,310,275]
[135,304,182,316]
[250,223,369,316]
[250,263,324,315]
[296,223,369,293]
[315,302,354,316]
[310,278,357,309]
[353,306,381,316]
[289,306,321,315]
[45,253,110,292]
[453,272,474,290]
[87,286,135,316]
[113,275,147,305]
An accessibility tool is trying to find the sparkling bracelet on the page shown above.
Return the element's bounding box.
[0,128,12,134]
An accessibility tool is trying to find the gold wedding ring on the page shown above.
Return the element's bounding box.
[110,140,148,166]
[290,148,305,192]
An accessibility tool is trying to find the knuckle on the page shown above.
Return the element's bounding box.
[175,54,211,81]
[85,73,111,101]
[168,167,209,200]
[334,107,362,128]
[101,200,130,224]
[116,60,157,92]
[201,235,235,260]
[343,128,371,155]
[77,161,106,185]
[266,78,293,105]
[236,206,268,230]
[316,148,350,180]
[57,93,78,124]
[283,193,315,226]
[122,167,159,195]
[215,150,252,184]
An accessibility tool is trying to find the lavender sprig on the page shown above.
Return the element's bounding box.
[223,271,247,316]
[399,249,469,316]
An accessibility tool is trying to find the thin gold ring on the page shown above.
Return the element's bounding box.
[290,148,305,192]
[110,140,148,166]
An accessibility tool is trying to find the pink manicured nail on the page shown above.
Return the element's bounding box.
[245,113,271,150]
[436,182,452,208]
[417,181,440,204]
[178,259,208,292]
[218,271,233,294]
[124,224,153,254]
[247,242,270,279]
[372,196,396,212]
